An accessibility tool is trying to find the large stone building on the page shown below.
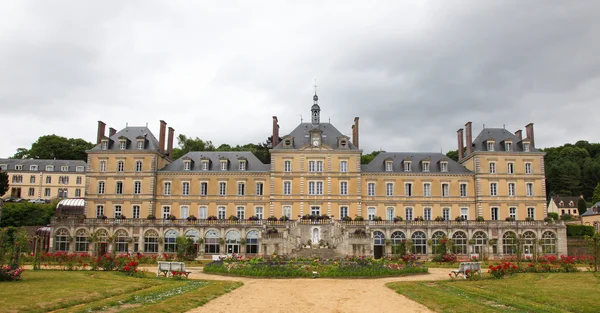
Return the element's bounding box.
[49,93,566,258]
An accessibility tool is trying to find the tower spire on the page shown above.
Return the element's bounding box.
[311,80,320,125]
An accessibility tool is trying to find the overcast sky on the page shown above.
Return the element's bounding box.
[1,0,600,159]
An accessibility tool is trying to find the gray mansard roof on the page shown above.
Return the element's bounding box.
[472,128,539,153]
[0,158,86,173]
[362,152,471,174]
[273,122,357,150]
[160,151,269,172]
[90,126,161,152]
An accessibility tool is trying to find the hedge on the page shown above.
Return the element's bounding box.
[566,225,595,237]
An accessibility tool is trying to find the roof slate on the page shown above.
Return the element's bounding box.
[362,152,472,173]
[90,126,161,152]
[273,122,357,150]
[472,128,539,153]
[0,158,86,173]
[160,151,269,172]
[551,196,582,208]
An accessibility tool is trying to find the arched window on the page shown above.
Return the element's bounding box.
[452,231,467,254]
[226,230,241,254]
[541,231,556,254]
[185,229,200,243]
[391,231,406,255]
[96,229,109,243]
[246,230,259,254]
[522,231,536,255]
[503,231,517,255]
[164,230,178,253]
[472,231,487,254]
[55,228,70,252]
[205,230,220,254]
[411,231,427,254]
[431,231,446,255]
[75,229,89,252]
[144,230,159,253]
[115,229,129,252]
[373,231,385,246]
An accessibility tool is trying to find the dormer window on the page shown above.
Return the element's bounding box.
[30,165,38,171]
[61,166,69,172]
[137,140,144,150]
[340,139,347,147]
[101,139,109,150]
[15,165,22,170]
[422,161,430,172]
[404,161,412,172]
[523,142,530,152]
[569,201,574,207]
[220,160,228,171]
[201,160,209,171]
[183,160,191,171]
[46,165,54,171]
[0,164,6,171]
[119,139,127,150]
[440,162,448,172]
[238,161,246,171]
[559,201,564,206]
[487,141,495,151]
[385,161,393,172]
[76,166,84,172]
[505,142,512,151]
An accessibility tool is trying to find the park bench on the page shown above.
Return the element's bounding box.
[157,261,192,278]
[312,271,319,278]
[450,262,482,279]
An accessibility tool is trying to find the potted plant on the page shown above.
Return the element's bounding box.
[117,214,126,220]
[543,216,554,223]
[455,216,466,222]
[279,215,290,222]
[207,215,217,220]
[414,216,424,222]
[187,215,197,221]
[266,227,278,235]
[525,217,535,221]
[267,216,278,222]
[341,216,352,222]
[97,214,107,220]
[248,215,259,221]
[354,215,365,221]
[168,214,177,221]
[505,216,515,222]
[228,215,239,221]
[434,216,444,222]
[372,216,383,221]
[147,214,157,220]
[476,216,485,222]
[393,216,404,223]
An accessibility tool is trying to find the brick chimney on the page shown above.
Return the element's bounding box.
[525,123,535,147]
[515,129,522,141]
[167,127,175,157]
[97,121,106,144]
[457,128,464,160]
[159,120,167,154]
[109,127,116,138]
[352,117,359,148]
[465,122,473,156]
[272,116,279,147]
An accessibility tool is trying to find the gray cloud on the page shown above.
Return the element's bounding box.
[1,0,599,158]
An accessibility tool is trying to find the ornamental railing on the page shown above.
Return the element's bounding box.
[51,217,291,227]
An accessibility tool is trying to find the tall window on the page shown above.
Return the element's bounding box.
[284,160,291,172]
[385,161,393,172]
[340,181,348,195]
[134,181,141,194]
[317,182,323,195]
[218,206,226,219]
[119,141,126,150]
[340,206,349,219]
[180,206,189,219]
[340,160,348,173]
[116,181,123,194]
[220,161,227,170]
[490,183,497,196]
[238,161,246,171]
[503,232,516,254]
[542,232,557,254]
[527,207,535,219]
[199,206,207,219]
[423,183,431,197]
[508,183,516,196]
[441,162,448,172]
[404,161,412,172]
[283,206,292,219]
[308,181,322,195]
[368,207,376,220]
[453,231,467,254]
[162,206,171,219]
[164,182,171,195]
[255,207,263,219]
[412,231,426,254]
[96,205,104,217]
[182,182,190,195]
[386,207,394,221]
[505,142,512,151]
[311,206,321,216]
[28,187,34,196]
[114,205,122,218]
[460,183,467,197]
[308,160,323,172]
[144,230,159,253]
[45,188,50,197]
[132,205,140,219]
[422,162,430,172]
[75,189,81,197]
[316,161,323,172]
[424,208,431,221]
[115,229,128,252]
[442,183,449,197]
[368,182,375,196]
[489,162,496,174]
[386,183,394,196]
[246,231,259,254]
[491,207,498,220]
[405,207,413,221]
[202,161,209,170]
[526,183,534,196]
[100,161,106,172]
[487,142,494,151]
[97,181,105,194]
[54,229,70,252]
[507,162,514,174]
[405,183,413,196]
[135,161,143,172]
[237,182,245,196]
[256,182,264,195]
[460,207,468,220]
[75,229,89,252]
[204,230,220,254]
[509,207,517,219]
[283,181,291,195]
[137,140,144,149]
[117,161,124,172]
[200,182,208,196]
[46,176,51,184]
[30,175,35,184]
[525,162,532,174]
[76,176,82,184]
[443,208,450,221]
[237,206,245,220]
[219,182,227,196]
[524,143,530,152]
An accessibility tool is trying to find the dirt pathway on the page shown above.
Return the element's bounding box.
[183,268,452,313]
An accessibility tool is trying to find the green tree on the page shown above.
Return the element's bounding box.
[0,202,56,227]
[578,197,588,215]
[171,135,215,160]
[11,135,93,161]
[581,159,600,200]
[445,150,459,162]
[361,151,383,165]
[0,171,8,197]
[593,183,600,205]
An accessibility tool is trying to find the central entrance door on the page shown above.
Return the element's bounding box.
[373,231,385,259]
[226,230,241,255]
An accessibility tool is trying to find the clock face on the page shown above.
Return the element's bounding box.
[312,140,320,147]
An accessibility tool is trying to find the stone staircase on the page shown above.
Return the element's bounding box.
[292,247,342,259]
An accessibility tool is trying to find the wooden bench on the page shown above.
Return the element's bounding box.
[157,261,192,278]
[451,262,482,279]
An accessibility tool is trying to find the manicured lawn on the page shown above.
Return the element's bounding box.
[0,270,241,313]
[387,272,600,313]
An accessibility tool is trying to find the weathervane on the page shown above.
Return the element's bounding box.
[313,79,317,94]
[300,114,303,123]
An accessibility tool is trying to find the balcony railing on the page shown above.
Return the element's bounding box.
[51,217,290,227]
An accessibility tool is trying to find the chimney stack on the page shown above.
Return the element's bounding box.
[465,122,473,156]
[97,121,106,144]
[167,127,175,157]
[515,129,522,141]
[109,127,116,138]
[525,123,535,147]
[159,120,167,154]
[272,116,279,147]
[457,128,464,160]
[352,117,359,148]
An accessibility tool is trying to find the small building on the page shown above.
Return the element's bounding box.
[548,196,583,216]
[581,201,600,233]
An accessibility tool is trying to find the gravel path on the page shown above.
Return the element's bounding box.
[182,267,452,313]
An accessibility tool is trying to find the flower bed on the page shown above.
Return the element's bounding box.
[488,255,581,279]
[203,255,428,278]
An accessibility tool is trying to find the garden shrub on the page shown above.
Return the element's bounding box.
[566,225,595,237]
[0,227,28,281]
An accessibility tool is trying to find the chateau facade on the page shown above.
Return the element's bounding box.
[49,94,566,258]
